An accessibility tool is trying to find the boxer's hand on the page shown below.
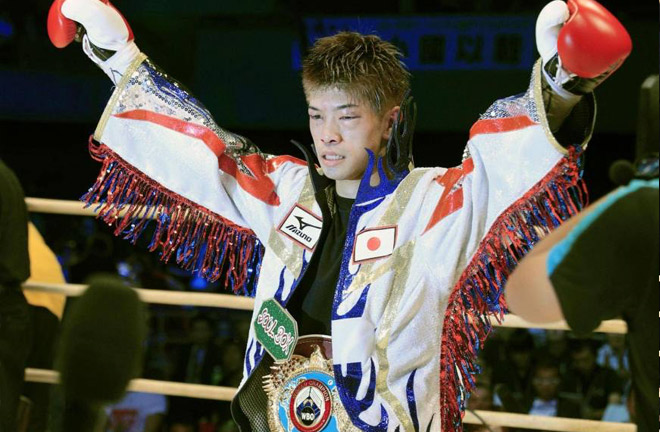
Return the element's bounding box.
[536,0,632,95]
[49,0,141,84]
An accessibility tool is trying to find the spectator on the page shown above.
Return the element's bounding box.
[20,220,67,432]
[529,359,580,419]
[104,391,167,432]
[64,219,116,283]
[469,383,495,411]
[537,330,570,374]
[598,335,632,424]
[220,342,244,388]
[120,252,186,292]
[0,159,32,431]
[491,329,536,414]
[211,341,245,432]
[229,315,252,349]
[168,314,224,431]
[560,340,623,420]
[169,422,195,432]
[172,315,224,385]
[597,333,630,382]
[466,378,507,432]
[480,328,509,370]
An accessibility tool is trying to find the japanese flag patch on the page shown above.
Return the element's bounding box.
[353,226,397,263]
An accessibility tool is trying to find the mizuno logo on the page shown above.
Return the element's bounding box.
[278,204,323,250]
[284,224,314,243]
[293,216,321,231]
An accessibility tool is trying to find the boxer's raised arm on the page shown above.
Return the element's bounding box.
[46,0,310,295]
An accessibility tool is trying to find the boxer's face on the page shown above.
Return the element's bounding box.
[307,88,398,188]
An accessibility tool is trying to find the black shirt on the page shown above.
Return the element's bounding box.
[286,190,354,335]
[549,180,659,432]
[232,189,354,430]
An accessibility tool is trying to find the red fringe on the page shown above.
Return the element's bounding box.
[83,138,263,295]
[439,151,587,431]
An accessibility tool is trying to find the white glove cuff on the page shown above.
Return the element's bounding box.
[104,41,141,84]
[542,63,580,101]
[542,62,583,132]
[83,37,141,85]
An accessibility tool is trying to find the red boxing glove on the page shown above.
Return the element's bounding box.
[47,0,78,48]
[47,0,134,49]
[557,0,632,78]
[47,0,140,84]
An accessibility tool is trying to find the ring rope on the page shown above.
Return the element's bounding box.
[21,281,628,333]
[25,368,236,401]
[462,410,635,432]
[26,197,107,218]
[23,368,635,432]
[19,198,632,332]
[22,281,257,310]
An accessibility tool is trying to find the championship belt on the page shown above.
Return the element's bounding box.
[262,335,358,432]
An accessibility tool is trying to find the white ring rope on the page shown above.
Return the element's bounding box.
[24,368,635,432]
[22,281,257,310]
[25,368,236,401]
[26,197,106,218]
[19,198,632,332]
[462,410,636,432]
[21,281,627,334]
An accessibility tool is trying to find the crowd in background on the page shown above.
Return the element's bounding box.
[466,329,631,432]
[104,312,248,432]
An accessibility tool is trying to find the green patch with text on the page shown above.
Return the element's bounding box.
[253,298,298,362]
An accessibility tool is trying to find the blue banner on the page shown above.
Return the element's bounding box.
[294,16,536,71]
